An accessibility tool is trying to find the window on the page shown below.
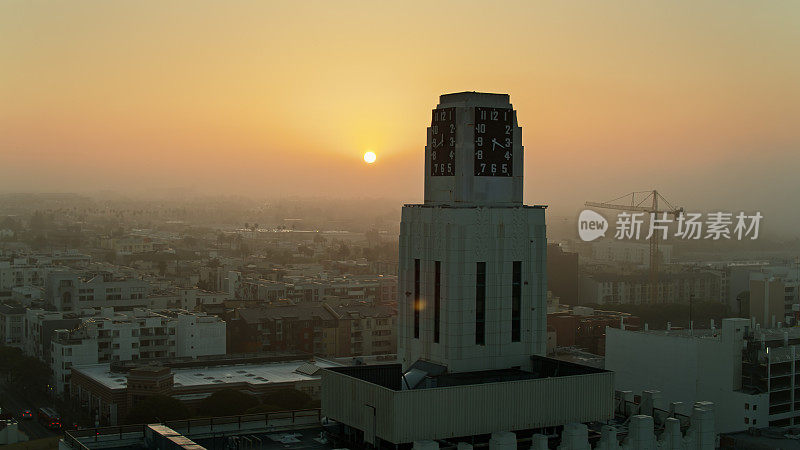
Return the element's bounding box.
[744,417,749,424]
[476,262,486,345]
[745,403,749,410]
[434,261,441,344]
[512,261,521,342]
[414,259,420,339]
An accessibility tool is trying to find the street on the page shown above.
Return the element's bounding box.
[0,381,61,440]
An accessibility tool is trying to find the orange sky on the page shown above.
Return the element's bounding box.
[1,1,799,233]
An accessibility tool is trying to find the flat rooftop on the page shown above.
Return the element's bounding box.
[73,359,341,391]
[327,355,608,391]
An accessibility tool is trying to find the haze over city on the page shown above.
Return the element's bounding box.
[5,2,800,449]
[2,1,799,236]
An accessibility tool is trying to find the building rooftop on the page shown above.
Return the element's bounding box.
[72,359,341,391]
[328,356,608,392]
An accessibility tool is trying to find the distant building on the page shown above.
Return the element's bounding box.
[580,267,724,305]
[45,271,152,311]
[591,240,672,266]
[0,251,92,299]
[0,304,25,346]
[239,274,397,305]
[99,236,155,254]
[547,243,579,305]
[548,306,640,355]
[230,302,396,358]
[747,273,799,327]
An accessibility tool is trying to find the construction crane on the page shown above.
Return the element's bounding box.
[585,190,683,304]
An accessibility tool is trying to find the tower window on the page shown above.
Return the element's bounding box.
[476,262,486,345]
[512,261,521,342]
[434,261,441,343]
[414,259,420,339]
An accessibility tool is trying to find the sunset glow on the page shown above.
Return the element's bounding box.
[1,1,799,232]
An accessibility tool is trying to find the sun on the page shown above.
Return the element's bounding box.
[363,151,377,164]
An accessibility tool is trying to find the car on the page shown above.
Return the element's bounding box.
[20,409,33,420]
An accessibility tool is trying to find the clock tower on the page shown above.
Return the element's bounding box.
[424,92,524,207]
[399,92,547,374]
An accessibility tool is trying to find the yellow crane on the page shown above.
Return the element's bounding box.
[585,190,683,304]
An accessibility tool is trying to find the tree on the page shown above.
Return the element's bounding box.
[197,389,259,417]
[0,345,51,393]
[244,403,283,414]
[126,395,191,424]
[262,389,314,410]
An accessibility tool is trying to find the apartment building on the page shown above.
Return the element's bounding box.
[24,308,83,361]
[45,271,152,311]
[99,236,155,254]
[580,268,724,305]
[49,308,226,395]
[0,304,25,346]
[591,240,672,266]
[239,274,397,305]
[329,303,396,357]
[230,302,396,358]
[0,251,91,299]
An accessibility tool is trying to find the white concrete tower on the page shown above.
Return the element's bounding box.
[399,92,547,373]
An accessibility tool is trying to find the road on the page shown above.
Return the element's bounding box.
[0,381,61,440]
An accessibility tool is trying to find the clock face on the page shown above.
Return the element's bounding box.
[474,107,513,177]
[430,107,456,176]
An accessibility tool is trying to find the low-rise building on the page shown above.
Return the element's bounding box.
[547,306,640,355]
[580,267,724,305]
[0,304,25,346]
[48,308,226,395]
[229,302,396,358]
[45,271,152,311]
[69,356,339,425]
[99,236,155,254]
[239,274,397,305]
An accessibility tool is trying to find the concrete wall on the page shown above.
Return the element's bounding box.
[322,369,613,445]
[605,318,766,433]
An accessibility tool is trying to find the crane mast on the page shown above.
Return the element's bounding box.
[585,190,682,304]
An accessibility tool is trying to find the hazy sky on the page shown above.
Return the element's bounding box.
[2,1,799,235]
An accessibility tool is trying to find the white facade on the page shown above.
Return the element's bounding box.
[174,311,227,358]
[605,318,769,433]
[51,332,99,395]
[46,308,227,395]
[46,272,151,311]
[398,92,547,373]
[0,258,53,298]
